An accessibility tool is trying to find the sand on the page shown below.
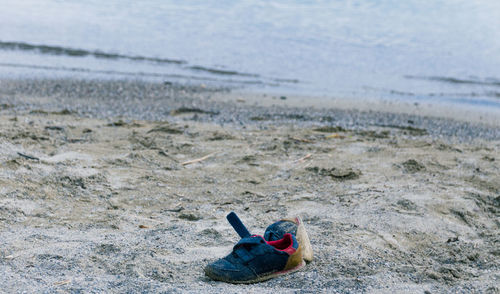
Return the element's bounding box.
[0,79,499,293]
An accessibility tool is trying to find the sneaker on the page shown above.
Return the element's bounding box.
[204,212,305,283]
[264,216,313,263]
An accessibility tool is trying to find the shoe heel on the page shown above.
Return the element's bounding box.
[295,216,313,262]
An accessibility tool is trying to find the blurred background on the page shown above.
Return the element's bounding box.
[1,0,499,109]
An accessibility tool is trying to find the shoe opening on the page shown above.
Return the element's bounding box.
[266,233,297,255]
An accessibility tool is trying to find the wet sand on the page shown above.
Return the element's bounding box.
[0,79,499,293]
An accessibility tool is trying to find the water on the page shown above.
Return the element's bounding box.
[1,0,500,109]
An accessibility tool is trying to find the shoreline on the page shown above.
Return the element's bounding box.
[1,78,499,141]
[216,89,500,128]
[1,78,499,293]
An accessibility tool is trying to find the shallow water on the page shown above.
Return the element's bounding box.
[1,0,500,108]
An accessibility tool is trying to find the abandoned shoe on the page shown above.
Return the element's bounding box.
[204,212,304,283]
[264,216,313,263]
[204,233,304,283]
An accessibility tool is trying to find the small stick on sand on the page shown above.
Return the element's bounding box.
[53,280,70,286]
[295,153,312,163]
[292,137,313,143]
[325,133,345,139]
[181,153,216,166]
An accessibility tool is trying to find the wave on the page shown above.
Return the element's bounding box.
[404,75,500,87]
[0,41,186,65]
[188,66,258,77]
[0,40,300,84]
[0,62,270,85]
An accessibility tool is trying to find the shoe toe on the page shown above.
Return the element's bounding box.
[204,258,256,282]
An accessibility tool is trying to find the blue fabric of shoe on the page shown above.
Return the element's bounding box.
[264,220,298,241]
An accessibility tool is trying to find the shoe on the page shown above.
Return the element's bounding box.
[204,212,305,283]
[264,216,313,263]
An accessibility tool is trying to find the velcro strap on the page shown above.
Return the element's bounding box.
[233,237,265,263]
[234,247,254,263]
[227,212,251,238]
[234,236,264,248]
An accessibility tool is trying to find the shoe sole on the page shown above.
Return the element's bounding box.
[208,260,306,284]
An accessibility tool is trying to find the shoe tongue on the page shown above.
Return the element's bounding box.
[226,212,251,238]
[264,220,297,241]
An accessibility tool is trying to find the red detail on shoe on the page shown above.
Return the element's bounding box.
[266,233,296,255]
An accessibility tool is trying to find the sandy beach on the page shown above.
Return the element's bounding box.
[0,79,499,293]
